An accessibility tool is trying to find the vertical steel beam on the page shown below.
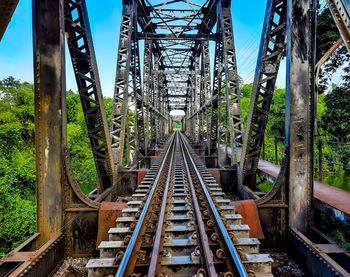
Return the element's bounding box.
[194,55,201,143]
[241,0,287,188]
[208,25,223,156]
[143,40,153,150]
[152,54,160,145]
[33,0,65,244]
[111,2,134,166]
[202,41,211,143]
[157,72,163,141]
[286,0,316,234]
[64,0,114,192]
[131,23,146,156]
[220,2,243,164]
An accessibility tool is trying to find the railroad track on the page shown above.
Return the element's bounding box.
[87,132,273,277]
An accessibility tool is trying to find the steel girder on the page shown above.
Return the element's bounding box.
[64,0,114,192]
[111,1,147,166]
[0,0,18,41]
[152,54,160,145]
[143,40,153,149]
[208,31,223,156]
[110,3,134,166]
[327,0,350,51]
[158,71,165,142]
[194,54,201,143]
[286,0,316,234]
[131,21,146,157]
[221,3,243,158]
[186,57,198,141]
[241,0,287,188]
[125,25,139,166]
[33,0,65,245]
[208,0,242,160]
[200,41,211,142]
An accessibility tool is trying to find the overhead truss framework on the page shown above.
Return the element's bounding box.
[109,0,244,166]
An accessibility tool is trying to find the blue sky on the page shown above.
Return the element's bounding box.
[0,0,287,98]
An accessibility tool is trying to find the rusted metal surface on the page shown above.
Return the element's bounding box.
[257,159,350,226]
[233,200,265,240]
[288,228,350,276]
[0,234,65,277]
[179,134,223,276]
[64,0,115,193]
[147,135,175,276]
[286,0,316,234]
[314,181,350,219]
[0,0,18,40]
[240,0,287,189]
[96,202,127,248]
[241,154,288,250]
[33,0,66,246]
[327,0,350,52]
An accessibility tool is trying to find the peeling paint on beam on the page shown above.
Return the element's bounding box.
[33,0,65,245]
[286,0,316,234]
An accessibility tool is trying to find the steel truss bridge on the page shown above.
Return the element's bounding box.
[0,0,350,276]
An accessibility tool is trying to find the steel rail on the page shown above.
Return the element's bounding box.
[147,134,176,275]
[179,133,248,277]
[115,133,176,277]
[178,133,218,276]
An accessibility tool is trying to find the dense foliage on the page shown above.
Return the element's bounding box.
[316,7,350,91]
[0,77,36,256]
[0,77,106,255]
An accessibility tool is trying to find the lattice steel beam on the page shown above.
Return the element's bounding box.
[241,0,287,188]
[200,41,211,142]
[221,2,243,160]
[327,0,350,51]
[131,25,146,156]
[208,28,223,155]
[0,0,18,40]
[110,3,134,166]
[64,0,114,192]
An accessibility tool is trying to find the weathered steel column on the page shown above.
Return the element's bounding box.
[221,1,243,164]
[286,0,316,234]
[196,55,201,143]
[111,1,134,166]
[143,40,153,150]
[33,0,65,244]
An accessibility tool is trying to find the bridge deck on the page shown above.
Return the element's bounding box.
[258,160,350,218]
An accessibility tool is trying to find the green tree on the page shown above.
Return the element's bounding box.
[321,86,350,172]
[0,77,36,255]
[322,86,350,142]
[316,7,350,91]
[0,77,114,254]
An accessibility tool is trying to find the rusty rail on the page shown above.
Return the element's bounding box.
[179,133,248,276]
[115,133,176,276]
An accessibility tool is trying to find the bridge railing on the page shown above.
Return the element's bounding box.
[261,136,350,186]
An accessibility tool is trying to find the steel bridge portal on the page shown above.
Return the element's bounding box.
[0,0,350,276]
